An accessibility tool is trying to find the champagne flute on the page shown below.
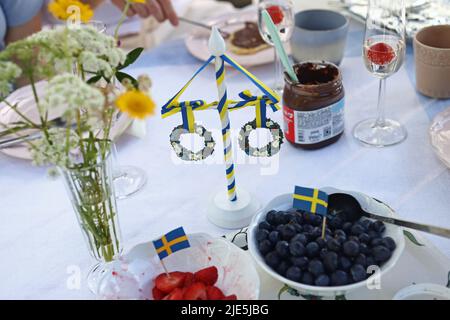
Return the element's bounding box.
[353,0,407,147]
[258,0,295,94]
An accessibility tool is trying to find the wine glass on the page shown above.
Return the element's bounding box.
[353,0,407,147]
[257,0,295,94]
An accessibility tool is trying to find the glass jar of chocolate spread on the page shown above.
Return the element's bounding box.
[283,61,345,150]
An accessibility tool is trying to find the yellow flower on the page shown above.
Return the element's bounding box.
[116,90,156,119]
[48,0,94,23]
[130,0,146,3]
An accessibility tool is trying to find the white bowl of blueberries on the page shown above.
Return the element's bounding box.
[248,187,405,297]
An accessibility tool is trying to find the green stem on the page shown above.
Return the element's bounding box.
[113,1,132,42]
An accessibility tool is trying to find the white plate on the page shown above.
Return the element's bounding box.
[185,10,277,67]
[430,107,450,169]
[0,82,133,160]
[247,187,405,298]
[393,283,450,300]
[95,233,260,300]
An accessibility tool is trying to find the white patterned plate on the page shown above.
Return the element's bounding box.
[430,107,450,169]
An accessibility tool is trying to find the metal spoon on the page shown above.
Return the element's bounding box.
[328,193,450,239]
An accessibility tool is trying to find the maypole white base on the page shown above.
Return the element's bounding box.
[207,188,261,229]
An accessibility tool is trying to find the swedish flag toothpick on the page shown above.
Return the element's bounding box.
[293,186,329,239]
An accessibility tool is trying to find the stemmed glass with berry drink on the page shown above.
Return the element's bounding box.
[353,0,407,147]
[257,0,294,94]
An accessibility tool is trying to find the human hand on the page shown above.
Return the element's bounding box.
[111,0,179,26]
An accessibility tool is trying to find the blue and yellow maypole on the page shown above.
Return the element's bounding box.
[209,27,237,202]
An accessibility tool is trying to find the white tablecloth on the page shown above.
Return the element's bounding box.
[1,15,450,299]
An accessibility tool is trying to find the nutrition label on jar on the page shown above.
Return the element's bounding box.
[284,99,345,145]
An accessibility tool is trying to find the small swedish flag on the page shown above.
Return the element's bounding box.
[152,227,191,260]
[293,186,329,216]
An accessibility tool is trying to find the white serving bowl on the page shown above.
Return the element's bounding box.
[96,233,260,300]
[393,283,450,300]
[248,187,405,298]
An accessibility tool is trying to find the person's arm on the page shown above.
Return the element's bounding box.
[5,13,42,46]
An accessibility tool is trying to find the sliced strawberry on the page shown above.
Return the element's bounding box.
[194,266,218,286]
[206,286,225,300]
[152,286,165,300]
[267,5,284,25]
[183,272,195,287]
[184,282,208,300]
[222,294,238,300]
[162,287,184,300]
[155,271,186,293]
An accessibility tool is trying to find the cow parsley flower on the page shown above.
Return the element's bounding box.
[0,61,22,96]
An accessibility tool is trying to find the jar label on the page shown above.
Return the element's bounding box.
[283,98,345,145]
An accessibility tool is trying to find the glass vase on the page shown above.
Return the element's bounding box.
[60,149,122,293]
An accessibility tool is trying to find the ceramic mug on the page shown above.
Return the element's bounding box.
[413,25,450,99]
[290,9,349,66]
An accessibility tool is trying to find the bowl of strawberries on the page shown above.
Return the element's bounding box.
[95,233,260,300]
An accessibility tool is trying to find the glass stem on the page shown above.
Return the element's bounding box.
[274,46,283,92]
[375,78,386,127]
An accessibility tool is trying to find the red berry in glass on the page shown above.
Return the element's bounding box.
[267,5,284,24]
[367,42,395,65]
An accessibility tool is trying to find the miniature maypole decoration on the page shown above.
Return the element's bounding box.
[161,27,284,229]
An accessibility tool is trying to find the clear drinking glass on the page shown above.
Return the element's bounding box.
[353,0,407,147]
[257,0,295,94]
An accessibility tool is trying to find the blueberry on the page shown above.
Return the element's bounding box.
[292,223,303,233]
[259,221,272,231]
[323,251,338,273]
[358,233,370,244]
[258,240,273,255]
[315,237,326,249]
[343,240,360,257]
[350,264,367,282]
[294,213,303,224]
[281,224,297,240]
[301,272,315,285]
[355,254,367,267]
[329,216,343,230]
[276,260,291,276]
[342,222,352,233]
[276,224,285,234]
[306,242,320,257]
[327,238,342,252]
[360,219,372,231]
[311,215,322,227]
[268,230,281,244]
[319,248,328,260]
[351,223,365,236]
[334,229,346,239]
[291,256,309,270]
[368,230,379,240]
[291,233,307,245]
[359,243,370,255]
[275,213,287,226]
[311,227,322,239]
[265,210,278,225]
[275,241,290,258]
[284,212,296,224]
[372,246,392,262]
[286,266,302,282]
[382,237,396,251]
[303,212,314,224]
[331,270,349,286]
[265,251,280,268]
[338,256,352,271]
[308,259,325,277]
[348,236,360,243]
[371,238,383,247]
[256,229,269,242]
[290,241,306,257]
[366,256,376,268]
[303,224,314,233]
[315,274,330,286]
[373,221,386,233]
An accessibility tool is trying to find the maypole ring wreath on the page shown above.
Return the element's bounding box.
[170,123,215,161]
[238,118,284,157]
